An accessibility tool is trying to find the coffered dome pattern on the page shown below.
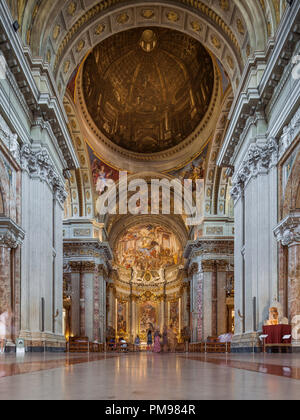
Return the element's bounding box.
[82,27,214,154]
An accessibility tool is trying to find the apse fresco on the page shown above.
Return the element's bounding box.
[83,27,214,154]
[116,225,182,271]
[87,145,119,196]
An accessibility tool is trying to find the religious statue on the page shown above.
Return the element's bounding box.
[265,307,279,326]
[264,298,289,326]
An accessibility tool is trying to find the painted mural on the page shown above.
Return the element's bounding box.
[170,301,180,333]
[139,302,157,337]
[88,145,119,196]
[117,301,127,335]
[115,225,182,271]
[170,145,208,181]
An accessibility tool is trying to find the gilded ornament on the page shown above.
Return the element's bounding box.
[236,19,245,35]
[53,25,61,41]
[141,9,155,19]
[76,40,85,53]
[227,55,234,69]
[95,23,105,35]
[219,0,229,11]
[211,35,221,49]
[191,21,202,32]
[67,1,77,17]
[63,61,70,74]
[116,13,129,24]
[166,11,179,22]
[46,49,51,64]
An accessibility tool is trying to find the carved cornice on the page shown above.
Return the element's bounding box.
[0,217,25,249]
[218,2,300,168]
[274,213,300,246]
[231,139,278,202]
[184,237,234,260]
[20,144,67,206]
[0,2,79,170]
[64,238,113,261]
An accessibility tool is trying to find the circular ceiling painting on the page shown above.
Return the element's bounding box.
[82,27,214,154]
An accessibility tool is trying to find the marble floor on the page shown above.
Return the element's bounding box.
[0,352,299,400]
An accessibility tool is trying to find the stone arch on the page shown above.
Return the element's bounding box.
[10,0,277,72]
[63,92,95,219]
[108,214,189,260]
[98,171,196,232]
[204,88,233,216]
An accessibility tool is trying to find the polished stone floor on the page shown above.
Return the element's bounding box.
[0,352,299,400]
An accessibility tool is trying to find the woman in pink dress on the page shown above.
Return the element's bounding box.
[153,330,161,353]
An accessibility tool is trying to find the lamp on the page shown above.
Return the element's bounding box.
[12,21,20,32]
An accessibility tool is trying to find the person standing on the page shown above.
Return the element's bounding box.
[134,335,141,352]
[163,325,169,353]
[153,329,161,353]
[147,328,153,352]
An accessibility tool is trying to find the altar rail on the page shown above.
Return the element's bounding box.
[67,337,105,353]
[189,342,231,353]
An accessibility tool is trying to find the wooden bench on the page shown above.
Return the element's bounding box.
[265,343,292,353]
[68,337,90,353]
[189,342,231,353]
[68,337,104,353]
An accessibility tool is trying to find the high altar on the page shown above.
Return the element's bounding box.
[106,224,189,343]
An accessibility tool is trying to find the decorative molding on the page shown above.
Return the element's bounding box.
[0,114,20,164]
[64,238,113,262]
[274,213,300,246]
[231,138,279,202]
[0,2,79,171]
[20,144,67,207]
[0,217,25,249]
[184,237,234,260]
[279,105,300,159]
[218,2,300,167]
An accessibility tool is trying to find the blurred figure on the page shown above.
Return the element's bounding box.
[153,329,161,353]
[147,328,153,352]
[162,325,169,353]
[134,335,141,352]
[168,325,178,353]
[0,310,11,354]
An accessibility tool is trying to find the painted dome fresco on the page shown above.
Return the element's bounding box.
[82,27,214,154]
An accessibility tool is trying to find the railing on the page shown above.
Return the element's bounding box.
[189,342,231,353]
[67,337,105,353]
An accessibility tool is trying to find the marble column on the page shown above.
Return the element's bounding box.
[20,145,66,349]
[274,213,300,343]
[69,262,81,338]
[93,266,100,342]
[211,262,218,337]
[0,218,24,347]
